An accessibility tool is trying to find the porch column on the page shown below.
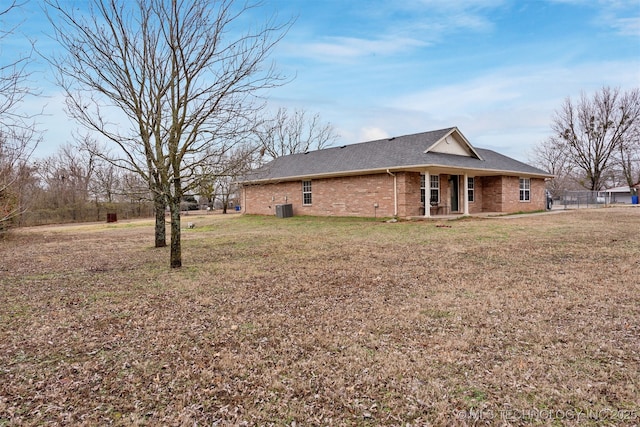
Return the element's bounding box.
[463,173,469,215]
[424,171,431,217]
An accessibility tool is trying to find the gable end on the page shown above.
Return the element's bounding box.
[424,128,483,160]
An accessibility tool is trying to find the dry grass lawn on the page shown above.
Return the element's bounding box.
[1,207,639,426]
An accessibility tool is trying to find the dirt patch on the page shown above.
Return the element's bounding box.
[1,208,639,425]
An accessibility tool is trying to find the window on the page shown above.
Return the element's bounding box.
[420,174,426,205]
[430,175,439,205]
[519,178,530,201]
[467,177,475,202]
[302,180,312,205]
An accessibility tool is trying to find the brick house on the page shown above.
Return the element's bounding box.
[238,127,553,218]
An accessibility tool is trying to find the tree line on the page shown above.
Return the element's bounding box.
[3,106,337,228]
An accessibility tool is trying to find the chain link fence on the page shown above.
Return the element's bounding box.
[558,191,606,209]
[18,201,155,227]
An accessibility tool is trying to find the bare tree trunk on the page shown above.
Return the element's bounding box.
[154,193,166,248]
[169,196,181,268]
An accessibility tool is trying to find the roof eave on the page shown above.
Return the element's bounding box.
[239,164,554,185]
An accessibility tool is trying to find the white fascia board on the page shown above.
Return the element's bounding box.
[239,164,554,185]
[423,127,484,161]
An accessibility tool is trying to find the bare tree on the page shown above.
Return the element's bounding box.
[1,1,33,122]
[45,0,290,267]
[530,136,575,199]
[197,174,217,210]
[36,142,97,221]
[72,137,123,219]
[215,144,255,213]
[89,156,121,205]
[1,132,38,231]
[255,107,339,161]
[618,108,640,194]
[195,142,254,212]
[1,1,40,234]
[551,87,640,191]
[119,172,152,216]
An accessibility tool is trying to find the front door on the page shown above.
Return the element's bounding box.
[450,175,459,212]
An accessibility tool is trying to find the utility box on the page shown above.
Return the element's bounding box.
[275,204,293,218]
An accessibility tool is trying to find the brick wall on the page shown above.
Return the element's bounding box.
[242,173,547,217]
[502,176,546,212]
[479,176,546,212]
[241,181,302,216]
[397,172,421,217]
[532,178,546,210]
[468,176,483,214]
[242,173,396,217]
[481,176,503,212]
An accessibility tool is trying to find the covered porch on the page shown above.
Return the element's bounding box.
[413,168,482,218]
[394,167,544,218]
[420,170,470,217]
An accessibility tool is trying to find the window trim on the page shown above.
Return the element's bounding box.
[302,180,312,205]
[467,177,475,203]
[519,178,530,202]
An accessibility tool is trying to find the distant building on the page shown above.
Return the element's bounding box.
[599,185,640,204]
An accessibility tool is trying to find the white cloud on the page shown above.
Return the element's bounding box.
[402,0,508,36]
[416,0,505,7]
[592,0,640,37]
[282,1,506,64]
[546,0,640,37]
[393,59,639,116]
[358,126,389,142]
[301,35,428,62]
[603,14,640,37]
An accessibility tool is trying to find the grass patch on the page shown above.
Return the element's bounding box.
[421,308,453,319]
[0,208,639,425]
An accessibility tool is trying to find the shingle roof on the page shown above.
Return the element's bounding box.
[241,127,552,183]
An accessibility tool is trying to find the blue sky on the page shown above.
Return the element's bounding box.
[3,0,640,162]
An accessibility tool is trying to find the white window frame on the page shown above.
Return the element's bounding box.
[302,180,312,205]
[467,177,475,202]
[519,178,530,202]
[430,175,439,205]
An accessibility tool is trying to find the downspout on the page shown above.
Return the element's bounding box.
[387,169,398,217]
[242,185,246,214]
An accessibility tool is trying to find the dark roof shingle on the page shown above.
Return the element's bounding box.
[242,127,551,182]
